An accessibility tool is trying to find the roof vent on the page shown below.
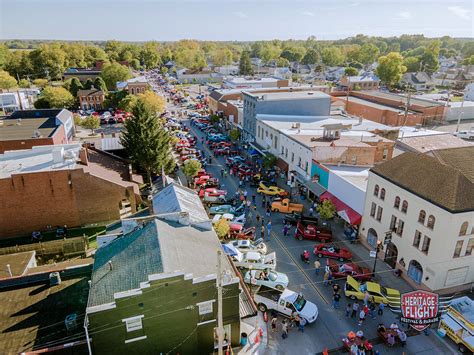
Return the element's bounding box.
[32,130,41,138]
[16,118,22,125]
[49,272,61,286]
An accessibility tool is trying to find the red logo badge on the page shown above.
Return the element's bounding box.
[400,290,439,331]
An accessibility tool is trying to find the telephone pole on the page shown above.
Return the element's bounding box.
[217,250,224,355]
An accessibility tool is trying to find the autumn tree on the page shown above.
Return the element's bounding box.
[317,200,337,220]
[34,86,74,108]
[81,115,100,134]
[0,70,17,90]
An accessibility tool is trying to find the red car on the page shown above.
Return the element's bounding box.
[326,259,372,281]
[295,221,333,242]
[313,244,352,261]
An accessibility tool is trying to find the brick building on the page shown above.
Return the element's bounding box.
[78,88,105,110]
[0,144,142,238]
[116,76,150,95]
[0,109,75,153]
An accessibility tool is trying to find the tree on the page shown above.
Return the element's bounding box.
[182,159,202,178]
[93,77,108,92]
[100,62,132,90]
[136,90,166,113]
[462,55,474,65]
[69,77,83,96]
[344,67,359,76]
[0,44,8,69]
[421,41,440,74]
[83,79,94,90]
[260,44,281,64]
[118,94,138,112]
[34,86,74,109]
[210,114,220,123]
[280,46,306,63]
[29,43,67,79]
[239,50,253,75]
[0,70,17,90]
[229,128,241,142]
[140,42,161,69]
[263,154,277,169]
[317,200,337,220]
[81,115,100,134]
[403,56,421,72]
[376,52,407,87]
[210,48,233,66]
[18,79,30,88]
[120,100,175,186]
[33,78,48,88]
[358,43,380,66]
[321,46,344,66]
[104,90,129,109]
[276,57,290,67]
[301,48,320,65]
[214,218,230,239]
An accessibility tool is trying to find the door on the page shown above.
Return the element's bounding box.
[278,299,291,316]
[384,242,398,269]
[407,260,423,284]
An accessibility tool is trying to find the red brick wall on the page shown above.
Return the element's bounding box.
[0,169,137,238]
[0,138,54,154]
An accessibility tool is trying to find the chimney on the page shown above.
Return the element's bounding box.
[108,260,113,271]
[79,147,89,165]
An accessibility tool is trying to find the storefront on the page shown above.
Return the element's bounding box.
[319,191,362,226]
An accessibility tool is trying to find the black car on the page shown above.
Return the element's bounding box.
[284,213,320,226]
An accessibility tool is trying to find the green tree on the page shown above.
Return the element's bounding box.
[0,70,18,90]
[33,78,48,88]
[421,41,440,74]
[462,55,474,65]
[118,94,138,112]
[93,77,108,92]
[69,77,83,96]
[18,79,30,88]
[104,90,129,109]
[81,115,100,134]
[280,46,306,63]
[260,44,281,64]
[83,79,94,90]
[0,44,8,69]
[403,56,421,72]
[263,154,277,169]
[321,46,344,66]
[100,62,132,90]
[317,200,337,220]
[210,48,233,66]
[182,159,202,178]
[462,42,474,57]
[229,128,241,142]
[301,48,320,65]
[35,86,74,108]
[120,100,175,186]
[358,43,380,66]
[136,90,166,113]
[276,57,290,67]
[214,218,230,239]
[376,52,407,87]
[239,50,253,75]
[29,43,67,79]
[140,42,161,69]
[104,40,123,62]
[344,67,359,76]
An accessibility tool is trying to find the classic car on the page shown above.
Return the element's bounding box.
[244,270,289,290]
[313,244,353,261]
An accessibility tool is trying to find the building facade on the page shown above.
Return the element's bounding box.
[78,89,105,110]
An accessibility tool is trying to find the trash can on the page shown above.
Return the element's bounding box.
[240,332,248,346]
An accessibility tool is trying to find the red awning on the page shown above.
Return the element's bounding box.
[320,191,362,225]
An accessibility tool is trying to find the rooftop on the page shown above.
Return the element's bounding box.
[359,90,445,108]
[325,164,369,190]
[0,251,35,279]
[371,146,474,212]
[397,133,473,154]
[346,96,407,113]
[209,85,329,102]
[246,90,330,101]
[0,116,58,141]
[225,77,280,84]
[343,74,380,83]
[397,126,445,138]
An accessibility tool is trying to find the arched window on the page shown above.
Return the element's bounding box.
[459,222,469,236]
[380,188,386,200]
[401,200,408,213]
[394,196,400,209]
[418,210,426,224]
[408,260,423,284]
[131,88,135,94]
[427,215,435,230]
[374,184,379,197]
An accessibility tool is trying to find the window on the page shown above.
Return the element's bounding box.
[265,130,268,137]
[427,215,435,230]
[396,220,404,237]
[373,184,379,197]
[257,126,261,138]
[390,215,397,231]
[421,236,431,254]
[122,315,144,332]
[413,230,422,248]
[370,202,376,217]
[394,196,400,209]
[298,157,302,168]
[285,148,288,158]
[418,210,426,224]
[376,206,383,221]
[382,148,389,160]
[401,201,408,213]
[305,161,308,173]
[380,188,385,201]
[281,146,285,155]
[274,136,278,149]
[465,239,474,256]
[291,152,294,163]
[197,300,215,315]
[453,240,463,258]
[459,221,469,236]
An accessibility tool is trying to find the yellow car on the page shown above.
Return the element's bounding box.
[257,183,288,197]
[344,276,401,306]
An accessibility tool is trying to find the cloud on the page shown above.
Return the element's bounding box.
[300,10,315,17]
[448,6,471,20]
[398,11,412,20]
[233,11,248,19]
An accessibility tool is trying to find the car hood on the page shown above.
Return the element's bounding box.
[300,301,319,323]
[386,288,401,298]
[275,272,289,286]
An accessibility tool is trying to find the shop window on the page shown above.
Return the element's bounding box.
[453,240,463,258]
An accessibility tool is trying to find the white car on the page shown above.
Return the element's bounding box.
[212,213,234,224]
[223,244,276,270]
[231,214,246,225]
[244,270,289,291]
[453,130,474,140]
[228,239,267,255]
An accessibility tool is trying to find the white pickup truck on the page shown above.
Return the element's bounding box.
[254,286,319,323]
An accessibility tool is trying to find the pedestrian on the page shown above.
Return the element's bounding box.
[333,293,341,309]
[261,225,265,240]
[363,291,370,306]
[327,270,333,286]
[363,304,369,317]
[351,302,359,318]
[369,302,377,319]
[266,221,272,239]
[346,303,351,317]
[298,317,306,332]
[252,194,256,204]
[220,168,224,177]
[281,319,288,339]
[243,190,248,199]
[291,311,300,328]
[358,309,366,326]
[256,214,261,223]
[266,207,271,217]
[309,207,314,216]
[271,315,278,332]
[387,333,395,347]
[377,303,384,316]
[239,179,243,188]
[223,170,227,178]
[283,223,289,236]
[397,329,407,347]
[333,284,340,295]
[266,200,271,209]
[323,270,330,286]
[314,259,321,275]
[261,196,266,208]
[246,199,251,209]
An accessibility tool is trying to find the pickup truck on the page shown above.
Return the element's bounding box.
[271,198,304,214]
[254,286,319,323]
[284,213,319,226]
[295,220,333,242]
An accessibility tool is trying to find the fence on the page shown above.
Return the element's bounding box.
[0,236,88,258]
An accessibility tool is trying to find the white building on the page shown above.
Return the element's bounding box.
[360,147,474,292]
[223,77,287,89]
[0,91,35,113]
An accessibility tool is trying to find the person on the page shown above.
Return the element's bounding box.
[271,315,278,332]
[377,302,385,316]
[298,317,306,332]
[333,293,341,309]
[309,207,314,216]
[387,333,395,347]
[377,324,386,333]
[246,199,251,209]
[266,207,271,217]
[266,221,272,239]
[350,343,358,355]
[252,194,256,204]
[363,304,369,317]
[323,270,330,286]
[358,309,366,326]
[390,322,399,330]
[63,225,68,236]
[283,223,289,236]
[346,303,351,317]
[397,329,407,347]
[363,291,370,306]
[261,196,266,208]
[333,284,340,295]
[327,270,333,286]
[281,319,288,339]
[314,259,321,275]
[291,312,300,328]
[220,168,224,177]
[239,179,243,188]
[302,250,310,263]
[261,225,265,240]
[256,214,261,223]
[243,190,248,199]
[223,170,227,178]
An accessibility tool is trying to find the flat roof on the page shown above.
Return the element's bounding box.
[346,96,406,113]
[246,90,330,101]
[0,144,81,179]
[397,133,473,153]
[397,126,446,138]
[325,165,369,190]
[225,77,279,84]
[0,251,35,278]
[0,117,58,141]
[361,90,445,108]
[0,276,89,353]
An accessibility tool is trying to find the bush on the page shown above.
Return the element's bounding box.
[317,200,337,220]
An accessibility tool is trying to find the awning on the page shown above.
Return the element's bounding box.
[249,142,267,156]
[320,191,362,225]
[276,158,289,172]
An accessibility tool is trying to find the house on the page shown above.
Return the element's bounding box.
[63,67,102,83]
[176,68,223,84]
[78,88,105,110]
[396,132,473,154]
[0,109,75,153]
[0,144,143,238]
[433,66,474,89]
[401,72,435,91]
[116,76,150,95]
[325,67,346,81]
[339,74,380,91]
[215,65,239,76]
[0,90,36,113]
[223,77,289,89]
[85,215,242,354]
[359,146,474,292]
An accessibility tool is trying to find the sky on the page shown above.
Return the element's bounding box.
[0,0,473,41]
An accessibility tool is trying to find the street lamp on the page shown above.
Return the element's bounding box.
[372,240,383,275]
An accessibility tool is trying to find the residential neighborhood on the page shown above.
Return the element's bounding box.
[0,1,474,354]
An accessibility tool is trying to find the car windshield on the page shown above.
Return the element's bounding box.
[293,294,307,311]
[380,285,388,297]
[268,272,277,281]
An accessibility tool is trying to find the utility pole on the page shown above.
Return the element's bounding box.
[456,96,465,133]
[217,250,224,355]
[402,84,412,126]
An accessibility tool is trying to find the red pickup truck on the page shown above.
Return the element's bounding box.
[294,220,332,242]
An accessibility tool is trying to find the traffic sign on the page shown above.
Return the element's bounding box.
[369,251,377,258]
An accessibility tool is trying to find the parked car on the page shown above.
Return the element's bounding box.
[344,276,400,306]
[227,239,267,255]
[225,247,276,270]
[200,188,227,204]
[271,199,304,214]
[295,221,333,242]
[209,204,235,215]
[326,259,373,281]
[313,244,352,261]
[257,183,288,197]
[244,270,289,290]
